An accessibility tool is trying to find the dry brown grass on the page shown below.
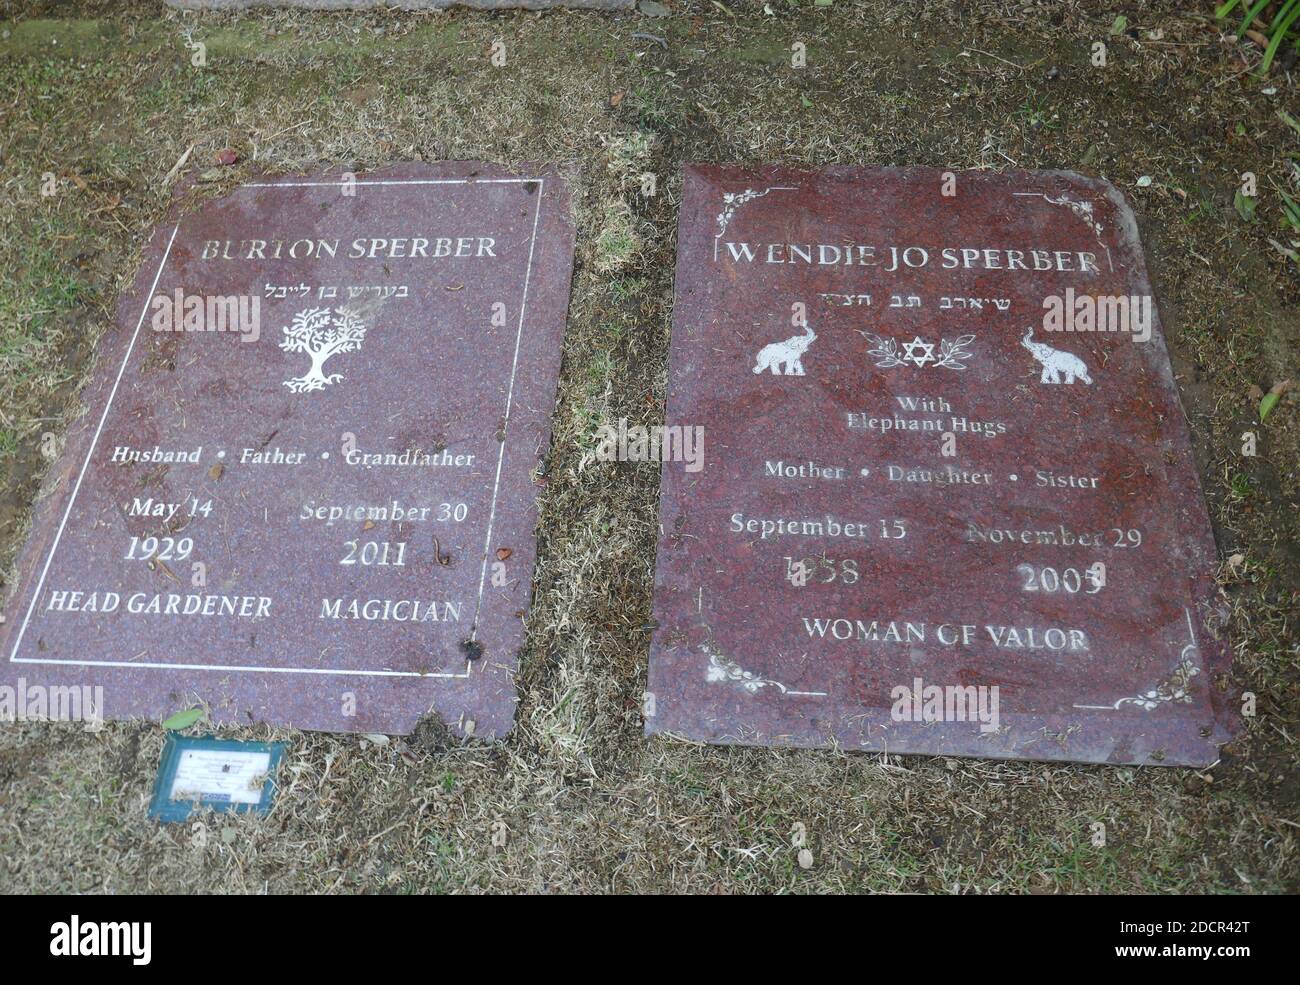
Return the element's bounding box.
[0,0,1296,893]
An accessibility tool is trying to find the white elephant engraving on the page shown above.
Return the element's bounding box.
[753,323,817,376]
[1022,328,1092,385]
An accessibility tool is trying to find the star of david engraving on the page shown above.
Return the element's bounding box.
[900,336,935,367]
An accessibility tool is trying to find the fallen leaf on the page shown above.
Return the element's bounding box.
[208,463,224,481]
[1234,189,1257,222]
[609,90,625,108]
[395,741,419,766]
[1260,380,1291,422]
[496,547,512,561]
[162,708,204,730]
[216,148,239,166]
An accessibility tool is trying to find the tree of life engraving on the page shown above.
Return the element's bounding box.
[279,306,368,393]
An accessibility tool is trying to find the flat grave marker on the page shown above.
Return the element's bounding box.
[647,164,1236,766]
[0,163,575,737]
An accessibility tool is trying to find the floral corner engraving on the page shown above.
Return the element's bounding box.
[714,186,798,259]
[706,650,787,693]
[1074,609,1203,711]
[1082,648,1200,711]
[703,644,827,698]
[1012,191,1114,271]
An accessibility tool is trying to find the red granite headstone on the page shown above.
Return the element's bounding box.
[647,165,1236,766]
[0,163,575,737]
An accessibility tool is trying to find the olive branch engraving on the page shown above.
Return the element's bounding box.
[935,334,976,369]
[861,333,905,367]
[860,332,976,370]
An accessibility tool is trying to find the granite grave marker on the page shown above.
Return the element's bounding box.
[646,164,1236,766]
[0,163,575,737]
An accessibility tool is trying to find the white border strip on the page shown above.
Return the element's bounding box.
[8,223,180,666]
[243,179,537,188]
[471,181,544,638]
[21,656,471,679]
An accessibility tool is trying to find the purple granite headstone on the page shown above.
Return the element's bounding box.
[646,164,1237,766]
[0,163,575,738]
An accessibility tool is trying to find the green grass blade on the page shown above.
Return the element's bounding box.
[1238,0,1274,37]
[1260,3,1300,72]
[1268,0,1300,31]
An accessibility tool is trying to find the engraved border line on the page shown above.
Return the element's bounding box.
[470,178,544,640]
[7,223,181,670]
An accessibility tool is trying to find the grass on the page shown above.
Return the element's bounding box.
[0,0,1296,894]
[1216,0,1300,75]
[1015,93,1059,131]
